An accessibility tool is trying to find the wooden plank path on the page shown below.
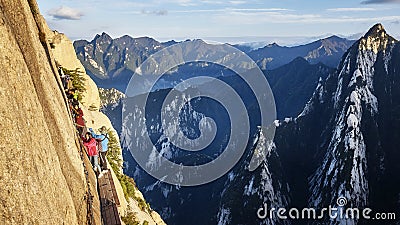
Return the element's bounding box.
[98,170,122,225]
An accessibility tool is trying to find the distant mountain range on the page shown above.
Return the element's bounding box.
[73,33,354,91]
[74,33,164,90]
[248,35,354,70]
[74,33,352,119]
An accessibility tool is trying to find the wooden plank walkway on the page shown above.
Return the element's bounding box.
[98,170,122,225]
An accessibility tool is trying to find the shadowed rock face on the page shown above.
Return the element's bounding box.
[0,1,101,224]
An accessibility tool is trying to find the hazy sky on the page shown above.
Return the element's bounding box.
[37,0,400,45]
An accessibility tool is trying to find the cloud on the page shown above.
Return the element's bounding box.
[141,9,168,16]
[361,0,400,4]
[48,6,84,20]
[231,8,291,12]
[229,0,246,5]
[200,0,225,4]
[343,33,364,40]
[327,7,375,12]
[172,0,197,6]
[216,10,400,25]
[169,8,290,14]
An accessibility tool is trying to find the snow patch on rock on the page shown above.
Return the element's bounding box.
[217,208,231,225]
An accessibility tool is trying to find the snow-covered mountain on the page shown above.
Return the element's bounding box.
[99,88,125,109]
[121,87,240,225]
[99,58,331,225]
[218,23,400,225]
[217,127,291,225]
[95,24,399,225]
[305,23,400,224]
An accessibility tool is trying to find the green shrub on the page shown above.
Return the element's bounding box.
[62,67,86,101]
[105,129,137,200]
[118,173,137,199]
[105,128,151,214]
[105,129,123,176]
[121,211,139,225]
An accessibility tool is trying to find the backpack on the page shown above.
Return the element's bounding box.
[96,134,108,152]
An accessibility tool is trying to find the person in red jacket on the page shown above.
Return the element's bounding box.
[82,132,101,175]
[73,105,85,135]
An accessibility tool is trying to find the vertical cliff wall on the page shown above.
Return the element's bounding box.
[47,27,168,225]
[0,0,100,224]
[44,28,101,110]
[0,0,167,224]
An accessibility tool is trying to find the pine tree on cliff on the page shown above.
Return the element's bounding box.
[62,67,86,101]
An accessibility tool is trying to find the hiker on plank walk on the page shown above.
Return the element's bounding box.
[89,126,109,170]
[73,105,85,135]
[82,132,101,175]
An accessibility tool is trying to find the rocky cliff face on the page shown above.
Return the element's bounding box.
[45,28,101,110]
[0,1,100,224]
[47,20,167,225]
[265,57,334,118]
[307,23,399,222]
[0,1,166,224]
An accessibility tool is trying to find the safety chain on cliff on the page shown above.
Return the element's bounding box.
[76,137,95,225]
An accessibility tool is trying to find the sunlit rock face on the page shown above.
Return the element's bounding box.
[0,1,101,224]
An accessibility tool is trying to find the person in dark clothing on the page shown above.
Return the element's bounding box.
[58,67,70,91]
[66,88,76,100]
[67,89,80,119]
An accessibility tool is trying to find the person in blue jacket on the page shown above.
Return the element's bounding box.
[89,126,109,170]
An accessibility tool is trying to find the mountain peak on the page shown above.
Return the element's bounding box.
[266,42,280,48]
[93,32,112,42]
[322,35,349,43]
[364,23,385,38]
[291,56,309,64]
[101,31,110,37]
[358,23,396,54]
